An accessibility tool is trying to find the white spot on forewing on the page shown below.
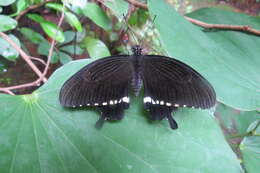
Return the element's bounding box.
[94,103,99,106]
[166,102,171,106]
[109,100,114,105]
[144,97,152,103]
[102,102,108,106]
[156,100,159,104]
[79,104,82,107]
[87,103,90,106]
[183,105,187,107]
[152,99,156,104]
[119,99,122,103]
[160,101,164,105]
[122,96,129,103]
[174,104,179,107]
[114,100,118,104]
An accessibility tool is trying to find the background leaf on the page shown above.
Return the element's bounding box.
[103,0,129,21]
[148,0,260,110]
[63,31,76,43]
[40,21,65,43]
[240,121,260,173]
[27,13,65,42]
[0,34,20,61]
[27,13,46,23]
[60,45,83,55]
[0,0,15,6]
[215,104,259,135]
[82,3,112,31]
[46,3,82,32]
[65,11,82,32]
[0,15,17,32]
[19,27,45,44]
[10,0,29,17]
[59,52,72,64]
[83,37,110,59]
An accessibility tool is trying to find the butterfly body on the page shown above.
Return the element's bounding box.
[59,45,216,129]
[130,46,144,96]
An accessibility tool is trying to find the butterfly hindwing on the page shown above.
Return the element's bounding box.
[141,55,216,129]
[59,56,132,127]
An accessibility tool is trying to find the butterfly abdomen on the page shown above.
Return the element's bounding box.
[130,55,143,96]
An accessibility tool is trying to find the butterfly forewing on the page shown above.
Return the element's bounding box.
[59,56,133,127]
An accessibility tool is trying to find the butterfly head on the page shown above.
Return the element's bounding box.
[131,45,142,56]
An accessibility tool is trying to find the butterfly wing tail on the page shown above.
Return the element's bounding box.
[166,113,178,129]
[147,104,178,129]
[95,114,106,129]
[95,103,129,129]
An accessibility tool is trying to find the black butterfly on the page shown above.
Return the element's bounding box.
[59,45,216,129]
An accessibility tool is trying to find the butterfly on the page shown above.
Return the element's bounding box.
[59,45,216,129]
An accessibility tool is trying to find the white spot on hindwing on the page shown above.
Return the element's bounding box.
[122,96,129,103]
[94,103,99,106]
[160,101,164,105]
[102,102,108,106]
[166,102,171,106]
[144,97,152,103]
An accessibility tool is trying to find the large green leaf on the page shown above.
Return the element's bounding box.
[0,59,242,173]
[148,1,260,110]
[0,2,245,172]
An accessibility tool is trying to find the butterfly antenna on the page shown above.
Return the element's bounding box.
[122,13,140,46]
[143,15,162,54]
